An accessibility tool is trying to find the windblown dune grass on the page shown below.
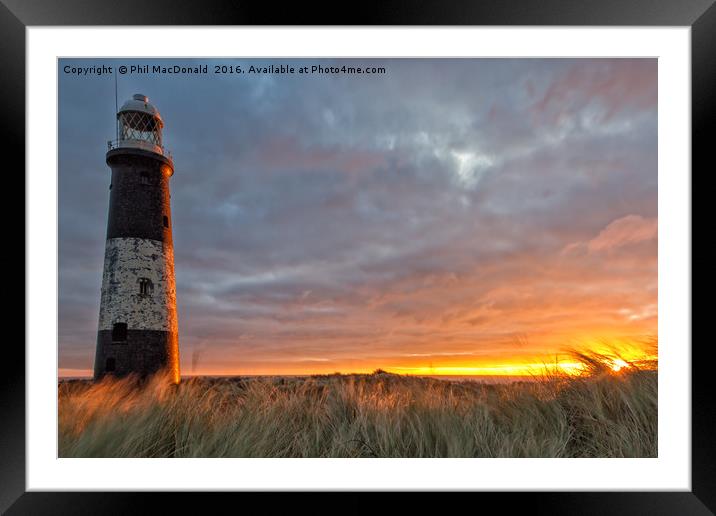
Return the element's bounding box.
[58,353,657,458]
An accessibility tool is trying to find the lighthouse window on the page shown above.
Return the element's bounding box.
[105,358,116,372]
[112,323,127,342]
[138,277,153,295]
[163,216,169,228]
[140,172,150,185]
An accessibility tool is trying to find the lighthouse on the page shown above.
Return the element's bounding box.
[93,94,180,383]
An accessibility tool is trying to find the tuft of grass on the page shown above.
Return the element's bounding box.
[58,352,657,458]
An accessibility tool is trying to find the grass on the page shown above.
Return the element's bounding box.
[58,352,657,458]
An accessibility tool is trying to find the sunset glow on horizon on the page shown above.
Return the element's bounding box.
[59,337,657,379]
[59,58,657,378]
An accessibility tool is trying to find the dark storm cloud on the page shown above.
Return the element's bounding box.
[58,58,657,374]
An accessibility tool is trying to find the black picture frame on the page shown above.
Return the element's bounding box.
[6,1,711,513]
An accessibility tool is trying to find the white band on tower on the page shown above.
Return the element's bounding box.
[98,237,178,332]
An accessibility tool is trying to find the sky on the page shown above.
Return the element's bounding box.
[58,58,658,377]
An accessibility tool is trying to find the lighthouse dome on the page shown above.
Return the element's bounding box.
[118,93,163,125]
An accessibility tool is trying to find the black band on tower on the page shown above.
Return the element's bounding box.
[106,152,173,243]
[94,330,179,378]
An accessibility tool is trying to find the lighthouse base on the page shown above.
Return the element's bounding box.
[93,330,179,383]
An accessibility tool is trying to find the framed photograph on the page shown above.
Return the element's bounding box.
[8,0,711,513]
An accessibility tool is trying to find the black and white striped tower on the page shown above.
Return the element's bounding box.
[93,94,180,383]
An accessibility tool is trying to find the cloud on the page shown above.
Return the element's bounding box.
[570,215,658,253]
[533,59,657,125]
[588,215,658,252]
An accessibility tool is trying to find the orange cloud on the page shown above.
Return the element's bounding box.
[587,215,657,252]
[562,215,657,256]
[533,59,657,124]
